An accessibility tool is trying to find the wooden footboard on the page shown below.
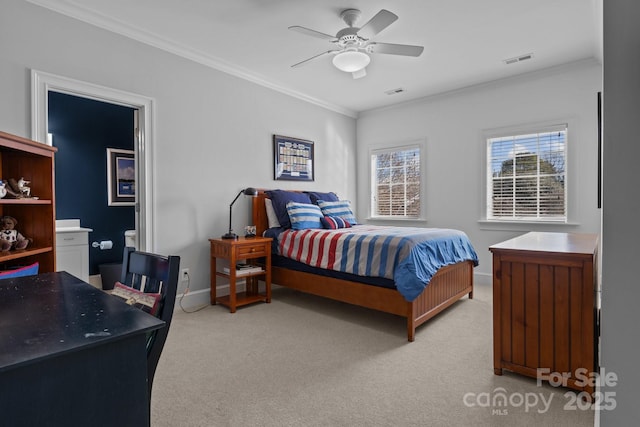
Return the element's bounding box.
[271,260,474,341]
[407,260,474,341]
[253,190,474,341]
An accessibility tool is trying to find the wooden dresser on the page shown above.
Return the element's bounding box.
[489,232,598,394]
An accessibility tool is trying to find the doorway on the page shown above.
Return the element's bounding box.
[31,69,155,252]
[49,92,136,277]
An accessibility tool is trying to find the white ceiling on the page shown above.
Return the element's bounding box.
[28,0,602,117]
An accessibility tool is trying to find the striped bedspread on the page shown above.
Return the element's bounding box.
[277,225,479,301]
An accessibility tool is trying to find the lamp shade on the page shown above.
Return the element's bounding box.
[243,187,258,196]
[332,50,370,72]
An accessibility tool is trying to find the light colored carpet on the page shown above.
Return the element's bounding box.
[150,283,594,427]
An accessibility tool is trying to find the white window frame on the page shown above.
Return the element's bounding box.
[485,123,568,223]
[369,142,423,220]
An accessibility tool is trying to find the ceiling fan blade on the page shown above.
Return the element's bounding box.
[288,25,336,41]
[352,68,367,79]
[357,9,398,40]
[367,42,424,57]
[291,50,337,68]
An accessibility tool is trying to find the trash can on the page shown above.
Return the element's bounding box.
[99,263,122,290]
[124,230,136,249]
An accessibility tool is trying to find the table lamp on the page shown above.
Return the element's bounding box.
[222,187,258,239]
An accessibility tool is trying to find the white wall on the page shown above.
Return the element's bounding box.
[0,0,356,302]
[357,60,602,282]
[4,1,634,422]
[600,2,640,425]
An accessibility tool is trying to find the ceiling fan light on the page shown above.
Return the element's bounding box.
[332,50,370,72]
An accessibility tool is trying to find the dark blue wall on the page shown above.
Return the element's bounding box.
[48,92,135,275]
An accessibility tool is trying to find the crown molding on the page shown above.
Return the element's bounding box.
[26,0,357,118]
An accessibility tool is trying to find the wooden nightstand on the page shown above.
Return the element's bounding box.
[209,236,272,312]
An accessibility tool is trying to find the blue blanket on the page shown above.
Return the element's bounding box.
[276,225,479,302]
[393,229,479,301]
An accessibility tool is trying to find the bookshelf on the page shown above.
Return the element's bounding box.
[0,131,57,273]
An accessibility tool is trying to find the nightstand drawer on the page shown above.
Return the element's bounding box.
[237,244,268,258]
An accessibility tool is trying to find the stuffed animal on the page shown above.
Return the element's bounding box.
[5,178,23,198]
[0,216,31,251]
[17,178,31,197]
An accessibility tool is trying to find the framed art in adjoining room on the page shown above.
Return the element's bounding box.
[107,148,135,206]
[273,134,314,181]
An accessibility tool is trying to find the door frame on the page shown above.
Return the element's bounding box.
[31,69,155,252]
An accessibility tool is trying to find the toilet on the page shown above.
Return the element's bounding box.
[124,229,136,249]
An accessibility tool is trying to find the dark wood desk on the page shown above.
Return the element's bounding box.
[0,271,165,427]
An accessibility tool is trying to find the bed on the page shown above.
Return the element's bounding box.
[252,189,478,341]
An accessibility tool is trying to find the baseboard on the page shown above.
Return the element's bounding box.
[176,274,491,312]
[175,288,210,311]
[474,271,492,287]
[175,281,250,312]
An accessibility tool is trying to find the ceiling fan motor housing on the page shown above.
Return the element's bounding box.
[336,31,363,48]
[340,9,361,27]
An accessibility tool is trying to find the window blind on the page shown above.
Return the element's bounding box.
[487,126,567,221]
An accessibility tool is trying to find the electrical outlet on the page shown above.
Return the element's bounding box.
[181,268,189,281]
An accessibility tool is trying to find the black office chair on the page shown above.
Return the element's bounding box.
[119,247,180,399]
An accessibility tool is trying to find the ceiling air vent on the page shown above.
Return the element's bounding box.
[503,53,534,65]
[385,87,405,95]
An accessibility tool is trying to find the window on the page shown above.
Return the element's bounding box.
[486,125,567,222]
[370,145,421,218]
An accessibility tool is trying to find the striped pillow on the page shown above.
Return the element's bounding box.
[286,201,323,230]
[317,200,358,225]
[321,216,352,229]
[265,190,312,229]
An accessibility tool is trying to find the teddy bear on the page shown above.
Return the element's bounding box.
[0,215,31,251]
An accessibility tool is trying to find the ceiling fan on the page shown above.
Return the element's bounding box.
[289,8,424,79]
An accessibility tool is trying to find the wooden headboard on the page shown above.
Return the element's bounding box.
[252,190,270,237]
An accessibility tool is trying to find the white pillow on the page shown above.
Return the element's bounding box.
[265,198,281,228]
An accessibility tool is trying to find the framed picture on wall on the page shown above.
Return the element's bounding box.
[273,134,314,181]
[107,148,135,206]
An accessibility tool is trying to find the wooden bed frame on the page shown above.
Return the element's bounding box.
[252,190,474,341]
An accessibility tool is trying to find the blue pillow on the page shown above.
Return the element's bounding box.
[0,262,39,280]
[305,191,339,205]
[266,190,312,229]
[317,200,358,225]
[286,201,323,230]
[321,216,352,229]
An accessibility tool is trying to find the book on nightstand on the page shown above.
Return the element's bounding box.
[223,264,264,276]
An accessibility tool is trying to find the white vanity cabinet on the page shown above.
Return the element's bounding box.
[55,219,92,282]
